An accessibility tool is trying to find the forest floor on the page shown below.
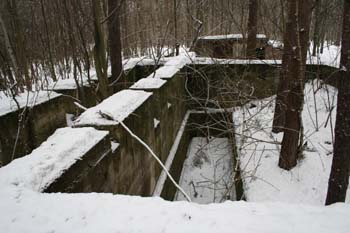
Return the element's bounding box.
[234,80,350,205]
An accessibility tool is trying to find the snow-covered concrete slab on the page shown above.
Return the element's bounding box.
[146,53,195,79]
[193,57,282,65]
[175,137,235,204]
[47,78,90,90]
[0,91,61,117]
[123,57,159,71]
[0,127,109,192]
[233,80,350,205]
[199,34,267,40]
[74,90,152,126]
[130,78,167,90]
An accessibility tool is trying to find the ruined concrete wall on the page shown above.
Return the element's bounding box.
[0,95,72,167]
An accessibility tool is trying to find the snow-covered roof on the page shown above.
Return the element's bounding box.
[0,127,108,192]
[47,78,90,91]
[74,90,152,126]
[146,53,195,79]
[199,34,267,40]
[130,78,167,90]
[0,90,61,117]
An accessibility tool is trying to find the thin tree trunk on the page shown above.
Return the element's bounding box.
[247,0,258,58]
[0,11,19,83]
[325,0,350,205]
[278,0,312,170]
[92,0,109,99]
[107,0,125,91]
[39,0,57,81]
[272,0,295,133]
[312,0,321,57]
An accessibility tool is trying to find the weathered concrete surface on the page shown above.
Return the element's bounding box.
[0,95,71,167]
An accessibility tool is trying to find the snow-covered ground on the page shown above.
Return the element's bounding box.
[1,186,350,233]
[233,80,350,205]
[308,43,341,67]
[175,137,235,204]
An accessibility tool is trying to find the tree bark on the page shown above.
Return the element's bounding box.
[108,0,125,91]
[92,0,110,99]
[272,0,295,133]
[278,0,312,170]
[325,0,350,205]
[247,0,258,58]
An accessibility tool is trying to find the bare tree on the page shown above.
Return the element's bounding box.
[325,0,350,205]
[107,0,125,91]
[276,0,313,170]
[246,0,258,58]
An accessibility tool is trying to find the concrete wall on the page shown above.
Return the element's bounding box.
[0,61,337,200]
[70,71,189,196]
[0,95,71,167]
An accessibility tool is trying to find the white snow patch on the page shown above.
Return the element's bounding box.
[199,34,267,40]
[110,141,120,153]
[233,80,350,205]
[130,78,167,90]
[0,127,108,192]
[175,137,235,204]
[65,113,75,127]
[153,118,160,129]
[0,91,61,117]
[74,90,152,126]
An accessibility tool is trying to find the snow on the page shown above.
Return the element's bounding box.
[146,53,195,79]
[268,40,283,49]
[233,80,350,205]
[74,90,152,126]
[0,90,61,117]
[0,127,108,192]
[47,78,90,90]
[199,34,267,40]
[111,141,120,153]
[130,78,167,90]
[308,43,341,68]
[123,57,157,70]
[175,137,235,204]
[193,57,282,65]
[153,118,160,129]
[1,187,350,233]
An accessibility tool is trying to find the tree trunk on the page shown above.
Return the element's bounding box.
[92,0,110,99]
[312,0,321,57]
[108,0,125,91]
[246,0,258,58]
[272,0,295,133]
[278,0,312,170]
[325,0,350,205]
